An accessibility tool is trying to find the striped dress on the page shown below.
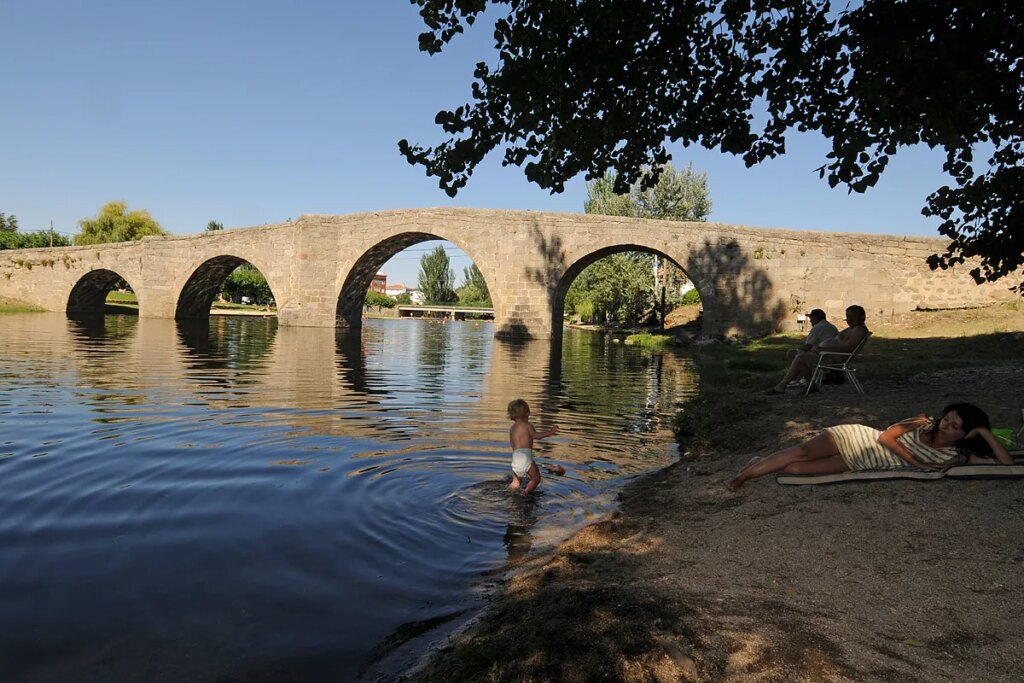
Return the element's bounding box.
[826,422,961,471]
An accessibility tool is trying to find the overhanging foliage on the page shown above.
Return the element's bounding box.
[401,0,1023,291]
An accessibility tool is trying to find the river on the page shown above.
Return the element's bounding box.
[0,313,696,681]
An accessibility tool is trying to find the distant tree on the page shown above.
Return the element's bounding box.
[634,163,712,223]
[418,244,457,304]
[0,212,16,249]
[206,220,224,232]
[74,201,166,245]
[1,230,71,250]
[456,263,491,306]
[583,174,634,218]
[585,164,711,222]
[0,229,16,249]
[0,213,73,250]
[365,291,396,311]
[585,164,712,227]
[401,1,1024,291]
[220,263,271,303]
[394,291,413,305]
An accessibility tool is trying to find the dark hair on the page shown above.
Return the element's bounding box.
[845,305,866,325]
[808,308,826,322]
[936,402,992,456]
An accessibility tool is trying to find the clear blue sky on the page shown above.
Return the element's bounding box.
[1,1,952,287]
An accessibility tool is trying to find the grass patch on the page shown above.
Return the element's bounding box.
[105,291,138,303]
[211,301,277,311]
[105,291,274,312]
[624,332,674,349]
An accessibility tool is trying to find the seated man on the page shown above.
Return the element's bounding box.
[768,305,869,394]
[788,308,839,362]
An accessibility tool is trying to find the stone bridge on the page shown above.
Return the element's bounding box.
[0,208,1011,338]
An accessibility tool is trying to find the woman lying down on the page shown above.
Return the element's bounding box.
[726,402,1013,491]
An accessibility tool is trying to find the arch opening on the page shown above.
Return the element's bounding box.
[337,233,495,328]
[176,256,278,320]
[67,269,137,316]
[554,245,704,333]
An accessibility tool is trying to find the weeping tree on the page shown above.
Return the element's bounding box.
[75,201,166,245]
[418,244,457,304]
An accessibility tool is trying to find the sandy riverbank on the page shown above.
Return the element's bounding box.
[414,307,1024,682]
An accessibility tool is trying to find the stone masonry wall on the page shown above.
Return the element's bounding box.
[0,208,1014,338]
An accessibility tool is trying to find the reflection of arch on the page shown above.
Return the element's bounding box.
[176,317,278,371]
[67,269,138,316]
[65,314,140,393]
[335,328,373,395]
[175,255,278,320]
[551,245,704,337]
[177,319,217,360]
[67,314,139,344]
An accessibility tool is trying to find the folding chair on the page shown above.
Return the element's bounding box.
[806,332,872,395]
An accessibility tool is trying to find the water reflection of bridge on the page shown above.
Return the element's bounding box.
[396,305,494,320]
[35,314,697,469]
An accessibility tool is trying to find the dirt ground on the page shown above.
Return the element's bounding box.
[414,305,1024,682]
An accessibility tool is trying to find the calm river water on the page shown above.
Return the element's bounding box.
[0,313,696,682]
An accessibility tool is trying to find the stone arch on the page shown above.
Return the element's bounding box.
[336,232,435,328]
[66,269,139,316]
[175,255,280,320]
[553,244,709,334]
[335,232,499,329]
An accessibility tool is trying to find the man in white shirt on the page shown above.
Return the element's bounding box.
[781,309,838,387]
[798,309,839,354]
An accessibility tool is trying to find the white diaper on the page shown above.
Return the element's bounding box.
[511,447,535,478]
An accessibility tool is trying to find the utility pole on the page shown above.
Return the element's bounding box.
[49,220,54,247]
[661,255,668,330]
[655,254,668,330]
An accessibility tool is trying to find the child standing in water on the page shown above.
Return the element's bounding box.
[507,399,564,494]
